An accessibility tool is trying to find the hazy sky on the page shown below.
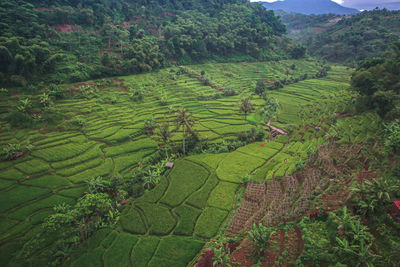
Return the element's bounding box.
[251,0,400,9]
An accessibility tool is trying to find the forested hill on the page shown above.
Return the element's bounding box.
[0,0,297,87]
[279,9,400,64]
[260,0,360,15]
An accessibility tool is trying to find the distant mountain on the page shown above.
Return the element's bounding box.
[259,0,360,15]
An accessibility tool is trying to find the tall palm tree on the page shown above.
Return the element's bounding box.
[154,123,173,159]
[175,107,195,155]
[239,97,252,132]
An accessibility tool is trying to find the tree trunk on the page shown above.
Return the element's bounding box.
[182,127,186,155]
[165,146,169,159]
[244,113,247,132]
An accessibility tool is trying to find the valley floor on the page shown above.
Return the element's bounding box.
[0,60,355,266]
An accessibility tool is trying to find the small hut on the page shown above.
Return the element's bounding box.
[165,162,174,169]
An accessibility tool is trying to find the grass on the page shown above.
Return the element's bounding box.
[194,207,228,238]
[186,173,219,209]
[207,182,239,210]
[187,153,228,170]
[160,160,209,207]
[22,175,72,189]
[216,151,265,183]
[56,157,103,177]
[113,150,153,174]
[86,228,111,251]
[31,142,95,162]
[103,233,139,267]
[71,247,105,267]
[0,186,50,213]
[104,138,157,157]
[136,202,176,235]
[236,142,279,160]
[14,159,50,175]
[8,195,75,221]
[120,206,147,234]
[148,236,204,267]
[58,186,86,198]
[100,230,119,249]
[0,168,24,180]
[136,176,168,203]
[173,205,201,236]
[67,158,113,183]
[130,237,160,267]
[51,144,103,169]
[0,179,14,190]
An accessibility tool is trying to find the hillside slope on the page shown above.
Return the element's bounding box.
[278,9,400,63]
[0,0,293,87]
[260,0,359,15]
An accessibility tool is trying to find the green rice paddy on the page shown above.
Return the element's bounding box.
[0,60,353,266]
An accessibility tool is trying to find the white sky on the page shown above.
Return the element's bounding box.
[250,0,344,3]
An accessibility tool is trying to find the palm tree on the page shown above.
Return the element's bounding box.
[174,107,195,155]
[239,97,252,132]
[143,170,160,190]
[154,123,173,159]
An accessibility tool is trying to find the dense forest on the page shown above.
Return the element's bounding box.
[279,8,400,63]
[0,0,298,87]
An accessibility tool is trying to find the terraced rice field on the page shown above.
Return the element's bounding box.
[0,60,351,266]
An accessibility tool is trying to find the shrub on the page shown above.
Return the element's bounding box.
[0,88,9,96]
[272,80,284,89]
[384,120,400,154]
[255,79,266,96]
[200,76,212,86]
[129,88,145,102]
[8,110,34,128]
[41,109,64,124]
[160,95,169,105]
[144,117,157,134]
[101,94,117,104]
[68,117,87,130]
[47,84,64,99]
[129,183,145,198]
[238,127,266,143]
[247,223,274,257]
[41,193,120,264]
[222,86,237,96]
[1,143,22,160]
